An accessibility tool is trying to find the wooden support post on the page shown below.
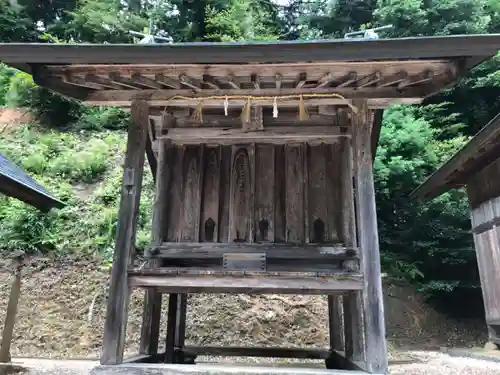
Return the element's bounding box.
[140,117,175,356]
[351,100,388,373]
[101,99,149,365]
[328,295,344,352]
[175,294,188,349]
[0,262,21,363]
[165,294,179,363]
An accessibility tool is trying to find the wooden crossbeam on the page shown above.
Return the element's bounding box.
[84,88,424,108]
[183,346,330,359]
[159,126,349,145]
[151,243,358,260]
[128,270,364,294]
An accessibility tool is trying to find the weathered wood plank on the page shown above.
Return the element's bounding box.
[128,272,363,294]
[140,138,171,355]
[183,346,330,359]
[274,146,286,242]
[229,146,253,242]
[166,147,183,242]
[200,147,221,242]
[101,99,148,365]
[340,136,356,247]
[179,147,202,242]
[326,142,342,243]
[218,146,232,242]
[255,145,275,242]
[83,88,424,108]
[151,243,358,260]
[285,145,305,244]
[352,100,388,373]
[160,126,348,146]
[309,144,328,243]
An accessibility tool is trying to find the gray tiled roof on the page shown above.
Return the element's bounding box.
[0,152,64,211]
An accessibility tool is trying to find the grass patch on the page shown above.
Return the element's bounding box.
[0,123,153,258]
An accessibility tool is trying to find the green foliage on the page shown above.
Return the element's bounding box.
[76,107,130,131]
[0,0,39,42]
[0,124,153,258]
[375,106,474,298]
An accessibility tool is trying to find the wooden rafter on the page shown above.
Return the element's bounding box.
[179,74,201,91]
[295,72,307,88]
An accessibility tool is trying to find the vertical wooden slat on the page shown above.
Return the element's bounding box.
[308,144,328,243]
[166,147,183,242]
[249,144,256,243]
[255,145,275,242]
[140,139,172,355]
[274,145,286,242]
[101,99,148,365]
[218,146,231,242]
[229,146,252,242]
[200,147,221,242]
[352,100,388,373]
[340,136,356,246]
[303,144,310,244]
[285,145,305,244]
[180,146,202,242]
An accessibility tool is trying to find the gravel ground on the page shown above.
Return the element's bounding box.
[6,351,500,375]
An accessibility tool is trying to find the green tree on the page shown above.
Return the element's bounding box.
[0,0,39,42]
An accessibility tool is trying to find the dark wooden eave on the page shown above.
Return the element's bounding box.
[0,153,65,212]
[411,112,500,201]
[1,34,500,65]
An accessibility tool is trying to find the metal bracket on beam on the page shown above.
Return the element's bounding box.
[223,253,266,271]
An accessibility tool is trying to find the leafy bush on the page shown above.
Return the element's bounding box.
[0,124,153,258]
[76,107,130,131]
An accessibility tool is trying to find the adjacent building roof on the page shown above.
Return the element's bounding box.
[0,153,65,212]
[411,112,500,201]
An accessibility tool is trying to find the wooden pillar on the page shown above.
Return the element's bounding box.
[165,293,179,363]
[140,118,175,356]
[101,99,149,365]
[328,295,344,352]
[351,100,388,373]
[0,262,21,363]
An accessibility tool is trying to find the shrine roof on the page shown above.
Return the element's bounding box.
[0,34,499,110]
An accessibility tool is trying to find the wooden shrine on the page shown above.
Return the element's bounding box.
[412,112,500,349]
[1,35,500,374]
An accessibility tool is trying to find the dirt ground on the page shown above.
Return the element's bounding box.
[0,258,489,360]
